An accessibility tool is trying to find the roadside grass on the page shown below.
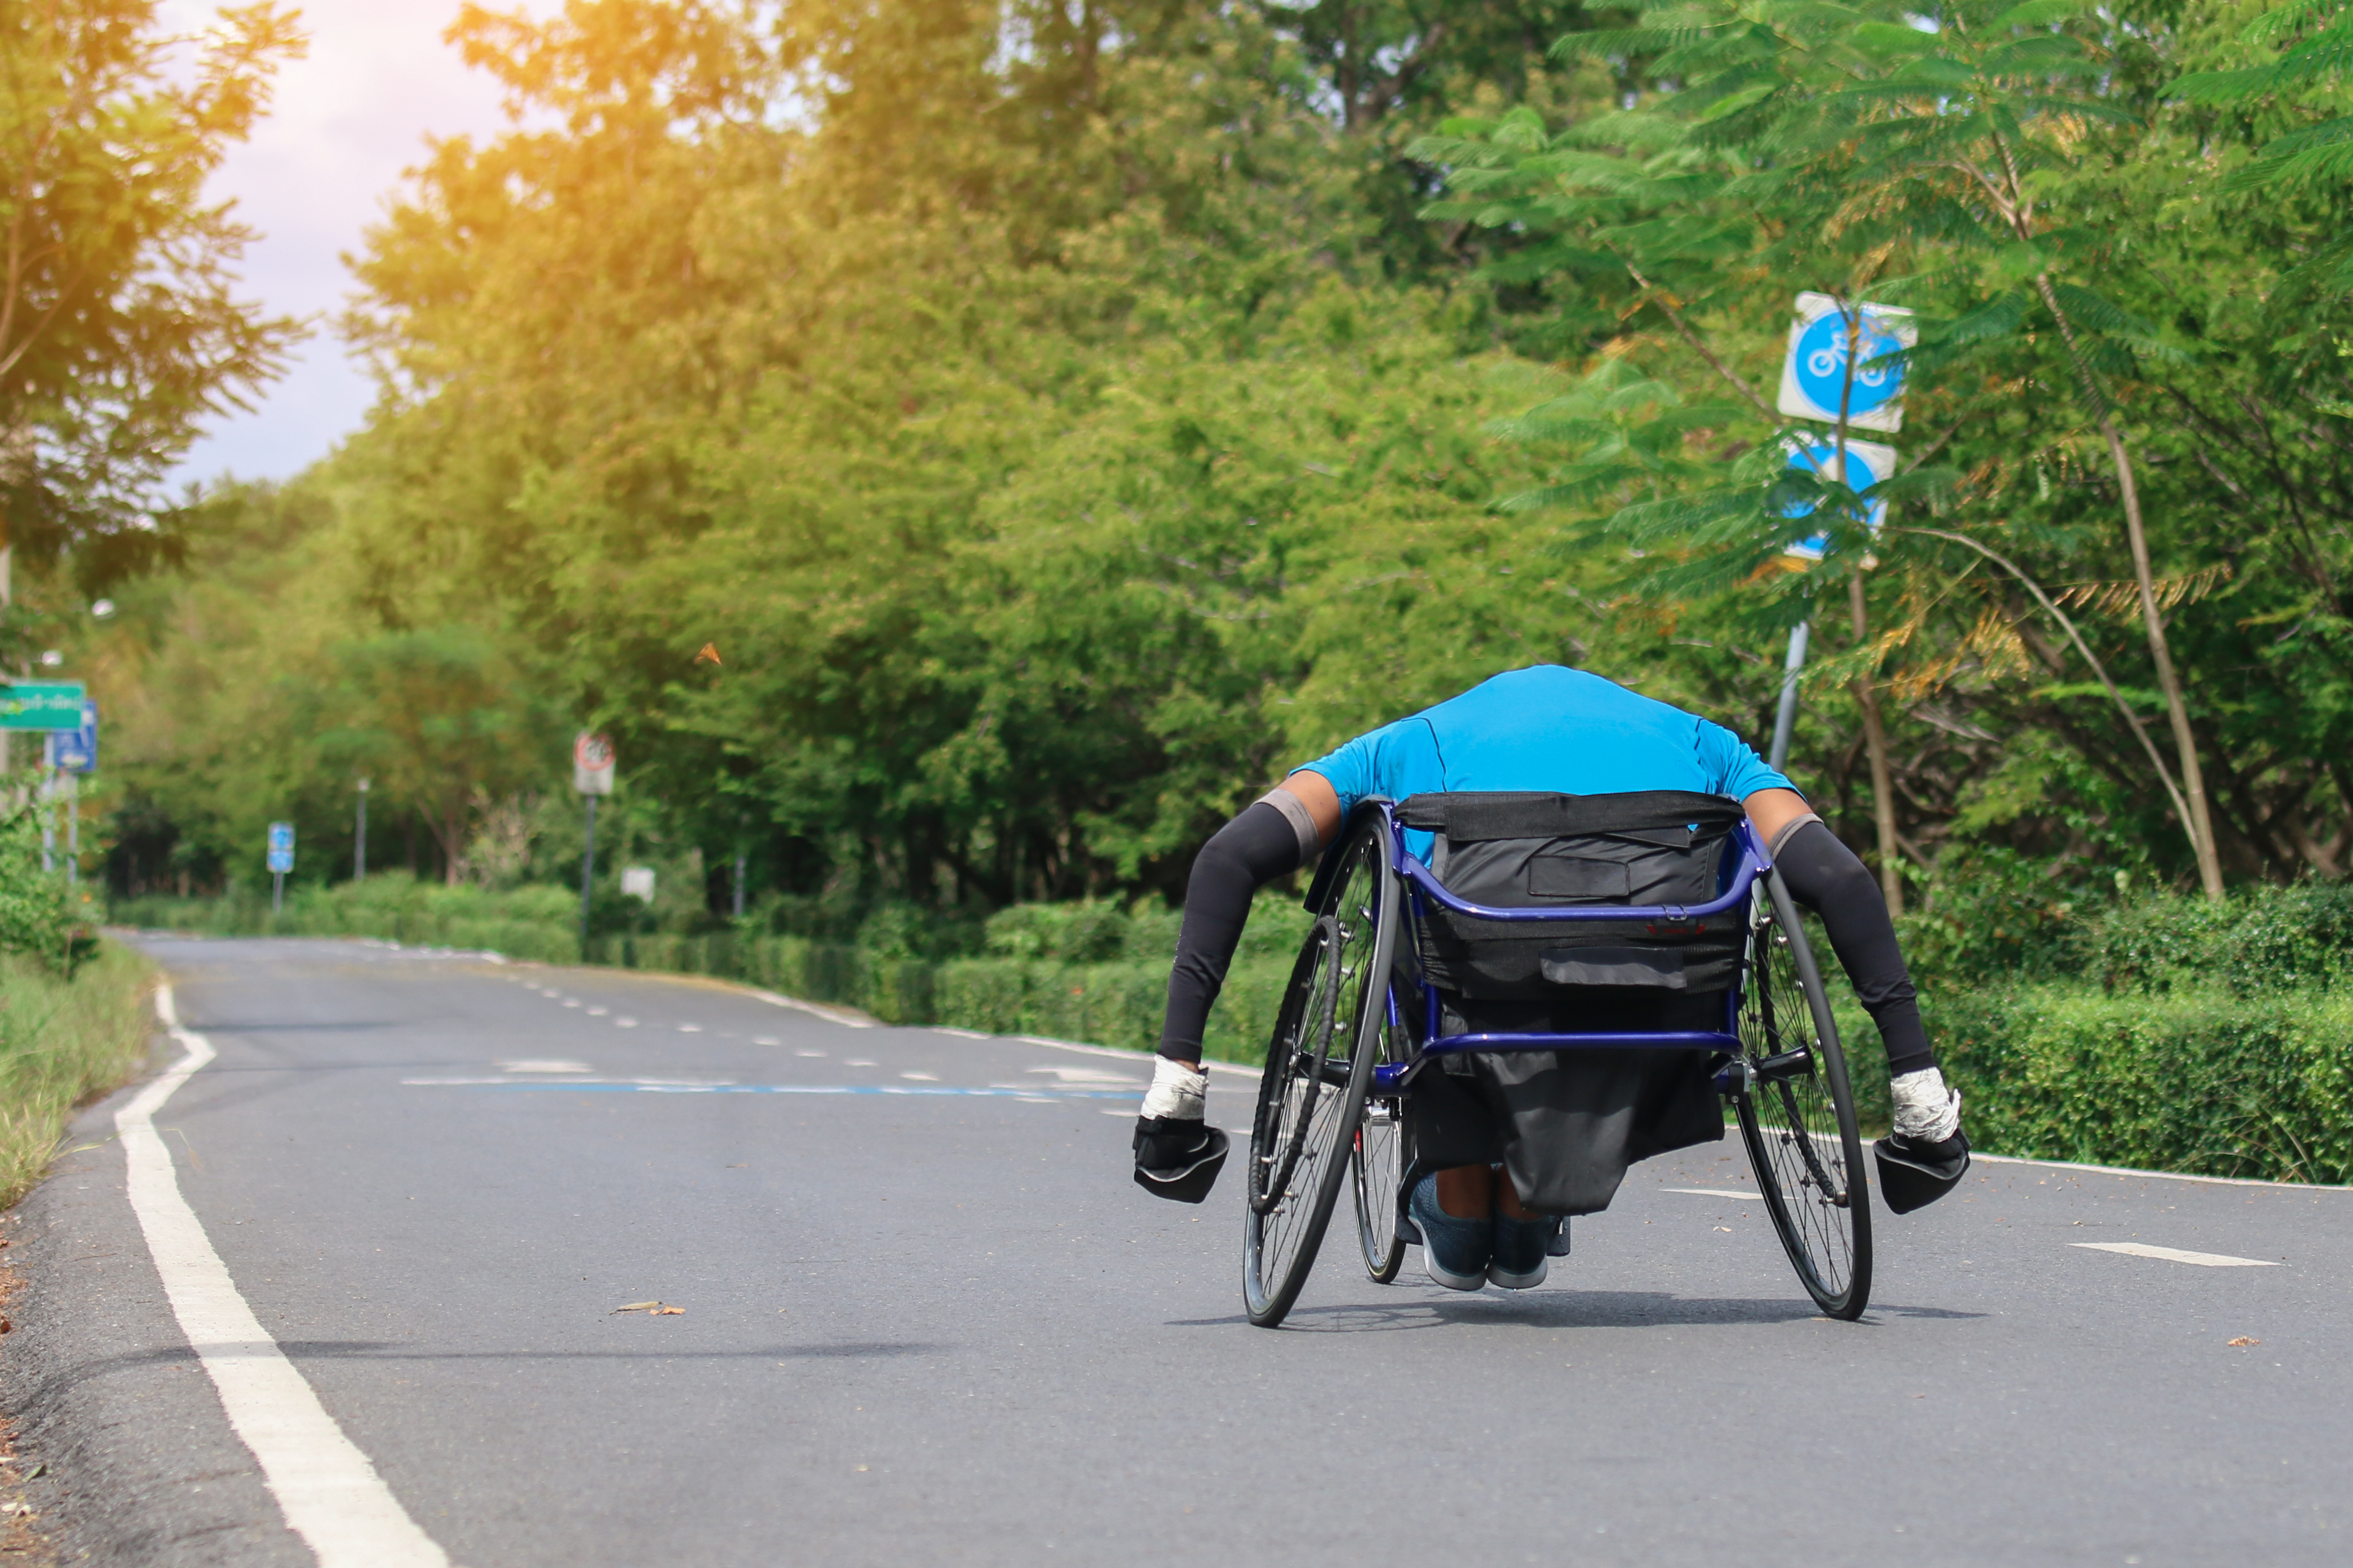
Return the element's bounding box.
[0,944,156,1207]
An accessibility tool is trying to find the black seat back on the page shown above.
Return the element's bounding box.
[1395,790,1746,1002]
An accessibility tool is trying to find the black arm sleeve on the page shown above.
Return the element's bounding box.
[1770,820,1935,1076]
[1157,803,1305,1060]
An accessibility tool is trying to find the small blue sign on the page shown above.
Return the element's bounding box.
[1776,293,1915,434]
[46,700,97,773]
[1791,311,1906,420]
[1781,440,1893,559]
[267,821,295,875]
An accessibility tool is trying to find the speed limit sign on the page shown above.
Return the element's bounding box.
[573,732,616,796]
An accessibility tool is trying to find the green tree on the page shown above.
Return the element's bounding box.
[0,0,305,577]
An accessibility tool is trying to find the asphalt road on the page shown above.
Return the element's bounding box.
[8,935,2351,1567]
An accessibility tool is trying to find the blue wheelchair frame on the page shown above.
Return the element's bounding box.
[1339,799,1772,1093]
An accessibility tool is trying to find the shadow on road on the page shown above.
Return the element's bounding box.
[1168,1289,1987,1332]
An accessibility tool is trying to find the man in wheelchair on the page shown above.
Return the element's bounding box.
[1133,664,1967,1295]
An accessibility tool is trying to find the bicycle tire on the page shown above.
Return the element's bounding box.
[1350,1007,1409,1283]
[1731,868,1873,1319]
[1243,812,1396,1327]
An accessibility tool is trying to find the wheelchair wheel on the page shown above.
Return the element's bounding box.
[1244,812,1398,1327]
[1350,1009,1409,1284]
[1731,869,1873,1320]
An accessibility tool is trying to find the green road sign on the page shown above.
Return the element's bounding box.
[0,683,86,731]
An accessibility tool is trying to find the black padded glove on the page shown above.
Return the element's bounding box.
[1133,1116,1229,1205]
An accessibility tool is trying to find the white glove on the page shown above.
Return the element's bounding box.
[1140,1056,1207,1121]
[1890,1066,1962,1144]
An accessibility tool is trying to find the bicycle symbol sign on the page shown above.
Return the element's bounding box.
[1776,293,1916,434]
[1780,435,1897,559]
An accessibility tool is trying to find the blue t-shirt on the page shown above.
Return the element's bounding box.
[1295,667,1793,833]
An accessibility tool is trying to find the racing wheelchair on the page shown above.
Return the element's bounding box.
[1243,791,1871,1329]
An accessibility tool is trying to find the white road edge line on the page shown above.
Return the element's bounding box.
[123,984,453,1568]
[1661,1187,1764,1200]
[1977,1150,2352,1192]
[2072,1241,2280,1268]
[746,989,875,1029]
[1014,1034,1261,1080]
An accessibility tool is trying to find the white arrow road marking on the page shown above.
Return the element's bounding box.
[2073,1242,2280,1268]
[127,985,451,1568]
[1661,1187,1764,1201]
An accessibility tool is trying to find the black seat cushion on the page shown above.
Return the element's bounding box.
[1398,790,1747,1000]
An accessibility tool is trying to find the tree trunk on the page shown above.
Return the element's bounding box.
[441,803,466,888]
[2096,415,2227,900]
[1849,571,1904,915]
[2030,271,2225,899]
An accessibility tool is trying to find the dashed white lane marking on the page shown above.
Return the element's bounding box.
[1662,1187,1764,1201]
[2073,1242,2281,1268]
[615,1018,639,1028]
[500,1059,591,1074]
[678,1024,703,1033]
[752,1036,781,1046]
[900,1072,939,1082]
[844,1059,877,1067]
[796,1050,825,1059]
[128,986,451,1568]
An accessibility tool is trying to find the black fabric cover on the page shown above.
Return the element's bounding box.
[1401,790,1746,1000]
[1405,990,1727,1216]
[1397,790,1745,1217]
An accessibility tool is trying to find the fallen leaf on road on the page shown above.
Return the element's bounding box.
[655,1306,684,1315]
[2228,1337,2259,1347]
[611,1301,664,1314]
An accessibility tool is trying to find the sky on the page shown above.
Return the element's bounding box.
[160,1,522,489]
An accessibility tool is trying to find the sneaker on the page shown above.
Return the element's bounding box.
[1489,1211,1552,1290]
[1407,1173,1491,1291]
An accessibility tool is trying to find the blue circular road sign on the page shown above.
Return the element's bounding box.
[1793,310,1905,419]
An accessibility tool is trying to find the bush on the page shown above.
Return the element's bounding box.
[0,809,92,973]
[1935,981,2353,1182]
[0,944,155,1204]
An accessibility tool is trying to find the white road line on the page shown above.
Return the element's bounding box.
[127,986,451,1568]
[2072,1242,2281,1268]
[1016,1034,1260,1080]
[1662,1187,1764,1200]
[747,989,875,1029]
[1979,1151,2353,1191]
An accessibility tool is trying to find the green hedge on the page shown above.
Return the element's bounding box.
[1934,982,2353,1183]
[112,884,1311,1065]
[113,877,2353,1179]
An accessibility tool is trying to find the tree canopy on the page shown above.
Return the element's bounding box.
[32,0,2353,925]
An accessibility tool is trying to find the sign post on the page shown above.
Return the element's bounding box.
[355,779,370,882]
[267,821,294,914]
[1766,294,1913,774]
[46,701,96,885]
[573,733,615,953]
